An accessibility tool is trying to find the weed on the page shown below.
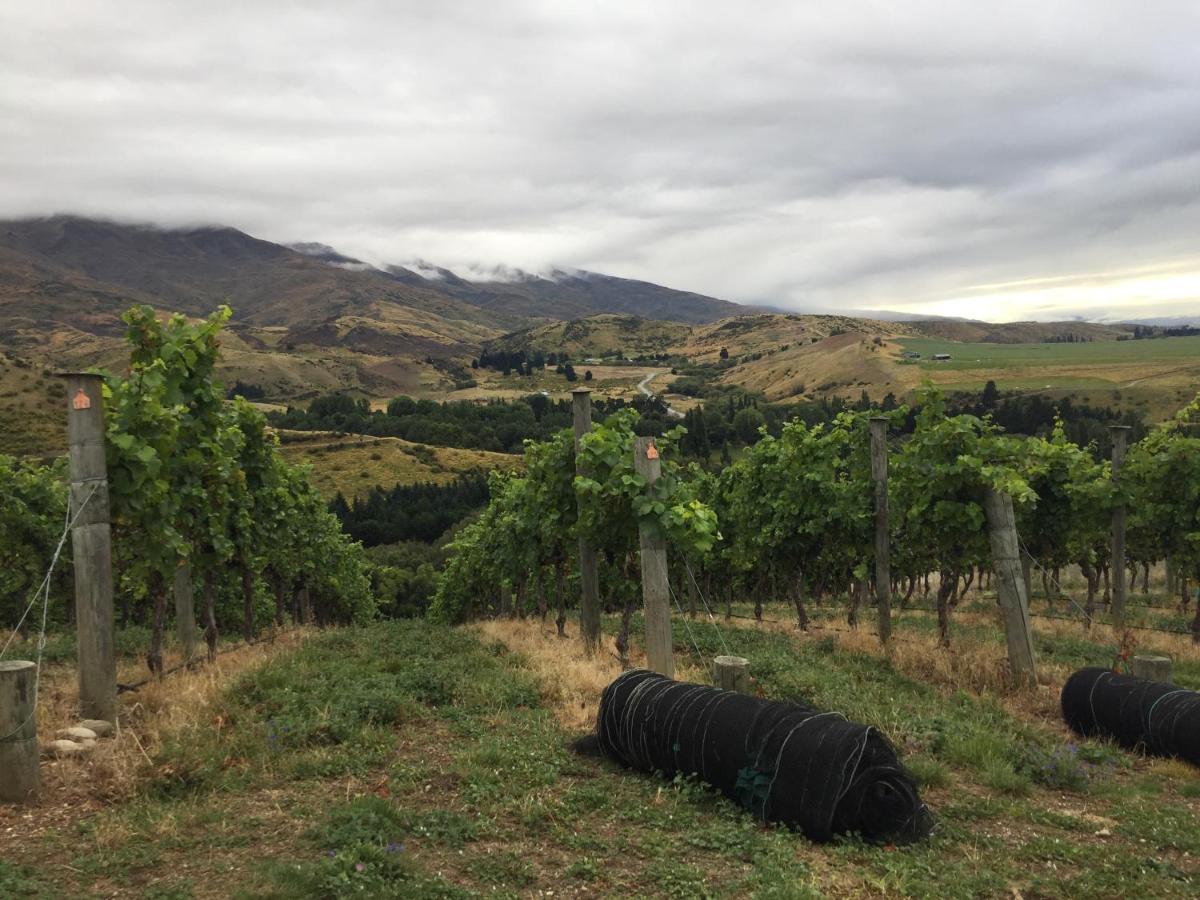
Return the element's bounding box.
[906,755,951,788]
[1016,742,1107,792]
[565,858,599,880]
[0,861,44,898]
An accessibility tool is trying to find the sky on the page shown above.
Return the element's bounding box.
[3,1,1200,322]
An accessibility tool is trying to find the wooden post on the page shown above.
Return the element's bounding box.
[713,655,750,693]
[0,660,39,804]
[572,389,601,653]
[982,488,1038,687]
[634,436,673,678]
[174,561,198,661]
[1110,425,1131,631]
[60,373,117,723]
[869,417,892,644]
[1131,654,1172,683]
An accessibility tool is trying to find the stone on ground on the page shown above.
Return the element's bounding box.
[79,718,115,737]
[43,739,89,758]
[56,726,97,741]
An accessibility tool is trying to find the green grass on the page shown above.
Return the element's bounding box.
[10,619,1200,898]
[896,335,1200,371]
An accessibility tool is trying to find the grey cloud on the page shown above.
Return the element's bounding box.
[2,1,1199,320]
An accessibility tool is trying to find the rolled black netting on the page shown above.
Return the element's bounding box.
[586,669,933,843]
[1061,667,1200,765]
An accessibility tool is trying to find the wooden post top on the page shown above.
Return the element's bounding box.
[1108,424,1133,432]
[0,660,36,673]
[570,387,593,395]
[633,436,662,481]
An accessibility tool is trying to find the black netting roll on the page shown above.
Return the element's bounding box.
[1061,667,1200,765]
[590,669,933,843]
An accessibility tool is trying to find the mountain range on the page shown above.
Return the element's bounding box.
[0,216,749,355]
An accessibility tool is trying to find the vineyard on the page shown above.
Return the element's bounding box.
[3,304,1200,897]
[431,385,1200,657]
[3,306,374,675]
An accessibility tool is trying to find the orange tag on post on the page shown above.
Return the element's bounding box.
[646,443,659,460]
[72,389,92,410]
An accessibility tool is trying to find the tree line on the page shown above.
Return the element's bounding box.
[270,392,674,454]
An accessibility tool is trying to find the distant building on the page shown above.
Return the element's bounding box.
[932,353,952,361]
[900,350,921,359]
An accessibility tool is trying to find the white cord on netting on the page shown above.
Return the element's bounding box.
[0,483,98,744]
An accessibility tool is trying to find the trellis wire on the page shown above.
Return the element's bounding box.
[665,577,712,677]
[0,484,98,744]
[682,558,733,658]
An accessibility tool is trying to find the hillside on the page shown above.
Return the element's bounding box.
[0,216,513,350]
[0,217,753,337]
[488,312,908,361]
[0,216,763,417]
[417,266,752,324]
[278,431,520,500]
[486,314,693,358]
[719,331,913,401]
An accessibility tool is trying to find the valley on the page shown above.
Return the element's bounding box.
[2,214,1197,474]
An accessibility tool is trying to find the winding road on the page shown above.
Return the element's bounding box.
[637,370,685,419]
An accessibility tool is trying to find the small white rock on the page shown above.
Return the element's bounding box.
[43,739,86,758]
[57,726,97,742]
[79,719,114,738]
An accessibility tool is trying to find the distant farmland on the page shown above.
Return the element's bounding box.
[895,335,1200,418]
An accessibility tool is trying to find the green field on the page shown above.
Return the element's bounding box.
[896,335,1200,371]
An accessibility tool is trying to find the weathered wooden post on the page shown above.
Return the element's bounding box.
[634,436,674,677]
[1131,654,1172,683]
[174,561,198,661]
[0,660,39,804]
[713,655,749,693]
[572,389,601,653]
[60,373,117,722]
[1109,425,1131,631]
[869,417,892,645]
[982,487,1038,686]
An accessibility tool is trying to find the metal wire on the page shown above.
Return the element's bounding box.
[0,483,99,743]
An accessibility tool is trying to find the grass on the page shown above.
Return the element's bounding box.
[5,616,1199,897]
[896,335,1200,370]
[894,334,1200,419]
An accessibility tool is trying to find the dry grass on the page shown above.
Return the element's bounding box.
[473,618,704,732]
[277,431,520,499]
[16,628,312,809]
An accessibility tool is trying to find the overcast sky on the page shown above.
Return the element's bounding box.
[3,2,1200,322]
